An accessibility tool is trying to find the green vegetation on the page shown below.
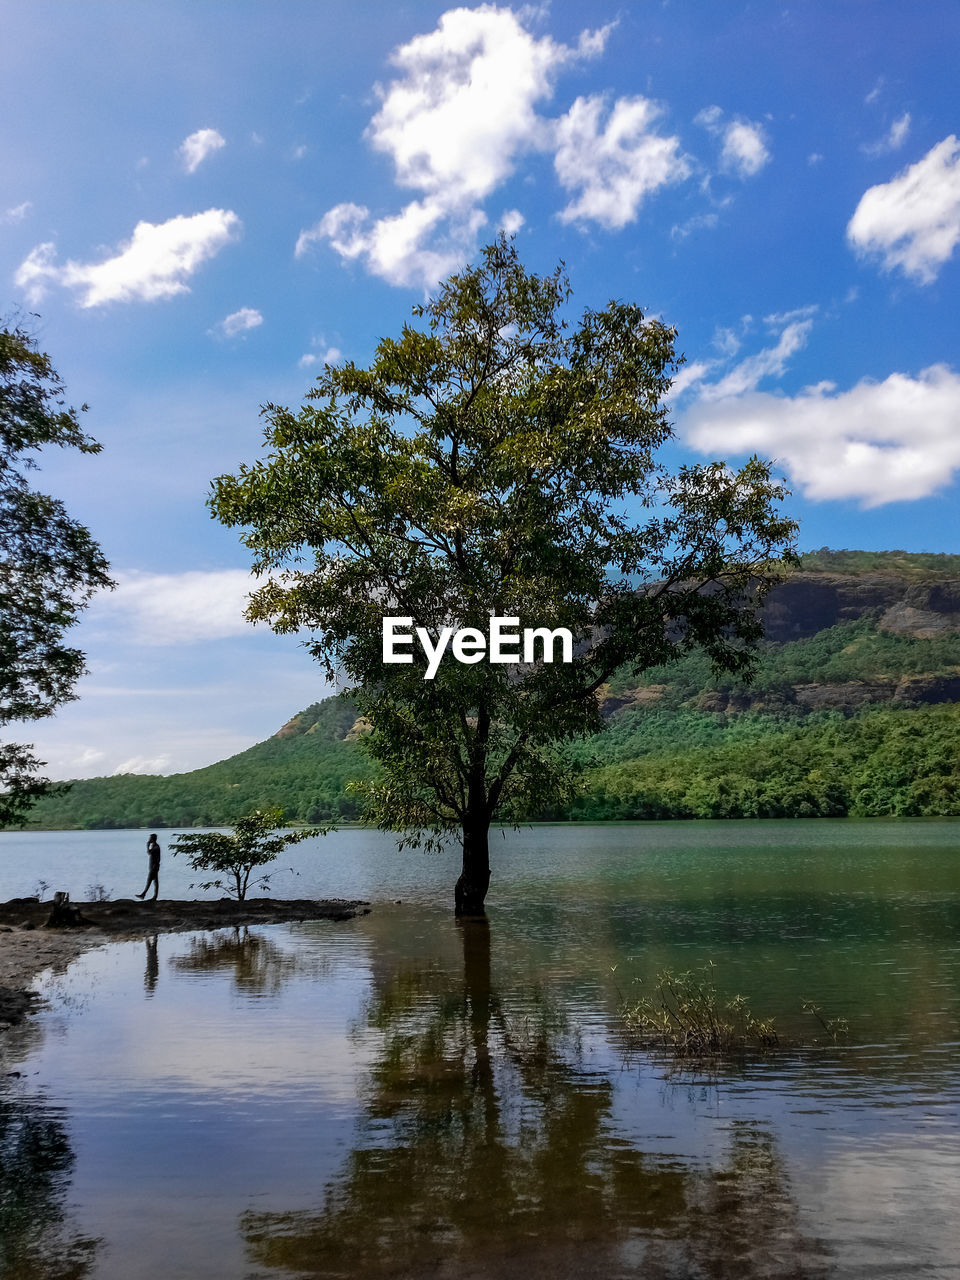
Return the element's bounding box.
[170,806,321,900]
[19,558,960,831]
[609,615,960,700]
[567,704,960,820]
[25,696,371,830]
[620,962,780,1056]
[0,324,113,824]
[619,961,849,1057]
[799,547,960,577]
[209,237,796,914]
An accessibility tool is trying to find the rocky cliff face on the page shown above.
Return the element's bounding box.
[612,570,960,719]
[761,573,960,641]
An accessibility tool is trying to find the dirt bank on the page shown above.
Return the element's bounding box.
[0,896,369,1031]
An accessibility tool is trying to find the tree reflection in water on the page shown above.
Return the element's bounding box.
[0,1090,100,1280]
[242,919,832,1279]
[169,926,328,996]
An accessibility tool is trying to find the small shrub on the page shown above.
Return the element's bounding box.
[171,807,322,901]
[85,882,111,902]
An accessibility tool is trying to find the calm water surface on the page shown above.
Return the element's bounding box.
[1,821,959,1278]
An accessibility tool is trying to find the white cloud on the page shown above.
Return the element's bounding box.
[762,304,818,326]
[499,208,525,235]
[722,120,770,176]
[296,203,362,260]
[215,306,263,338]
[685,363,960,506]
[299,343,341,369]
[370,6,608,204]
[695,104,723,131]
[862,112,911,156]
[671,211,719,240]
[291,144,308,161]
[698,316,814,401]
[4,200,32,223]
[665,312,805,404]
[299,6,612,287]
[14,209,241,307]
[555,95,690,228]
[113,753,173,776]
[29,723,257,782]
[808,152,824,166]
[847,136,960,283]
[179,127,226,173]
[300,197,486,290]
[667,316,805,402]
[102,569,264,645]
[886,111,911,150]
[696,105,771,178]
[666,360,712,398]
[711,325,742,357]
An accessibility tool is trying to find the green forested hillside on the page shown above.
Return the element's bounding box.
[565,705,960,820]
[29,697,374,829]
[21,555,960,829]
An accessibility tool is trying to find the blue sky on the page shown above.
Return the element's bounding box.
[2,1,959,778]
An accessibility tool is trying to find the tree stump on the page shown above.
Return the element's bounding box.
[45,891,87,928]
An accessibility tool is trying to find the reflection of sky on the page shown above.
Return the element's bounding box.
[38,928,374,1106]
[7,823,960,1278]
[25,926,378,1280]
[12,938,960,1275]
[800,1139,960,1274]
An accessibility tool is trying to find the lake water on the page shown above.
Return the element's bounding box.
[1,821,959,1278]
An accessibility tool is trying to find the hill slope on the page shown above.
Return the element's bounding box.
[23,552,960,828]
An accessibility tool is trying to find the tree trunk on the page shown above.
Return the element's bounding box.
[454,817,490,917]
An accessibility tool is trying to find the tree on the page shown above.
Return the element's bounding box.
[170,807,321,901]
[0,322,113,826]
[211,238,797,915]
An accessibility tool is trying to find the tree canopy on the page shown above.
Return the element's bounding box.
[211,238,797,913]
[0,322,113,825]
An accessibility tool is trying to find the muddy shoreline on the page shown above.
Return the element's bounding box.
[0,896,370,1031]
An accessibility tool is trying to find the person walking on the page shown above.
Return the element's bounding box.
[136,833,161,901]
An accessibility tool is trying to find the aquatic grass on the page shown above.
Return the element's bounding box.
[619,961,848,1059]
[801,1000,849,1044]
[620,961,780,1057]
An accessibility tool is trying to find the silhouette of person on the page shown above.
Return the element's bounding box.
[136,833,161,901]
[144,934,159,995]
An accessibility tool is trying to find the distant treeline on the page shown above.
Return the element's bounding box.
[562,704,960,820]
[798,547,960,577]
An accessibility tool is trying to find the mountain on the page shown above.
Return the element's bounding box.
[22,551,960,829]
